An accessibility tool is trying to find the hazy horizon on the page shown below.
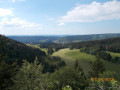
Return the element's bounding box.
[5,33,120,36]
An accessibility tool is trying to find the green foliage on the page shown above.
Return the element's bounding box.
[27,44,48,54]
[80,47,112,62]
[12,57,49,90]
[40,43,66,52]
[47,47,54,55]
[90,54,105,77]
[0,35,17,90]
[0,35,8,63]
[0,35,66,73]
[62,85,72,90]
[43,56,66,73]
[108,51,120,64]
[49,64,88,90]
[69,37,120,53]
[1,35,120,89]
[74,59,79,69]
[0,35,46,64]
[112,56,120,63]
[107,51,120,58]
[0,61,16,90]
[55,48,120,81]
[56,33,120,43]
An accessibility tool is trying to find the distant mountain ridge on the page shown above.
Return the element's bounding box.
[7,33,120,44]
[55,33,120,43]
[8,36,60,44]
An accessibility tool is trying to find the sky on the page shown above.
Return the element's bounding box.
[0,0,120,35]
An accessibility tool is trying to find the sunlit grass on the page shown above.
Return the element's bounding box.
[26,44,48,54]
[107,51,120,58]
[53,48,120,81]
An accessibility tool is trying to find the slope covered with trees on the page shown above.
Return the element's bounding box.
[55,33,120,43]
[66,37,120,65]
[0,35,65,72]
[0,35,66,89]
[1,35,120,89]
[68,37,120,52]
[8,36,60,44]
[11,56,119,90]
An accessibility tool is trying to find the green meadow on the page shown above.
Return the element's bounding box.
[107,51,120,58]
[26,44,48,53]
[25,45,120,81]
[52,48,76,66]
[53,48,120,81]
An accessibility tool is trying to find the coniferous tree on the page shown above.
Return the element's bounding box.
[0,35,16,90]
[12,57,49,90]
[0,35,7,63]
[74,59,79,69]
[0,61,16,90]
[106,53,112,61]
[91,53,105,77]
[47,47,54,55]
[50,66,88,90]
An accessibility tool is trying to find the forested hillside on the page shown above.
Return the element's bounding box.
[55,33,120,43]
[8,36,60,44]
[0,35,45,63]
[1,35,120,90]
[68,37,120,52]
[66,37,120,67]
[0,35,65,72]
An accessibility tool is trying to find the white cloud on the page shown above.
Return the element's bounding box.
[0,8,13,16]
[59,0,120,22]
[0,18,43,35]
[58,23,65,26]
[0,7,43,35]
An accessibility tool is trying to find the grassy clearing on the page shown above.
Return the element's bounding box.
[107,51,120,58]
[52,48,94,74]
[102,60,120,81]
[52,48,75,66]
[66,50,96,74]
[26,44,48,54]
[53,48,120,81]
[40,48,48,53]
[27,44,40,49]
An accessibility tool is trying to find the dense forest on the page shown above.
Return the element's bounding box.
[65,37,120,64]
[39,37,120,65]
[0,35,120,90]
[0,35,66,72]
[68,37,120,52]
[55,33,120,43]
[0,35,67,90]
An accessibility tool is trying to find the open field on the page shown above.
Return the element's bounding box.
[52,48,95,74]
[26,44,48,53]
[27,44,40,49]
[107,51,120,58]
[53,48,120,81]
[52,48,76,66]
